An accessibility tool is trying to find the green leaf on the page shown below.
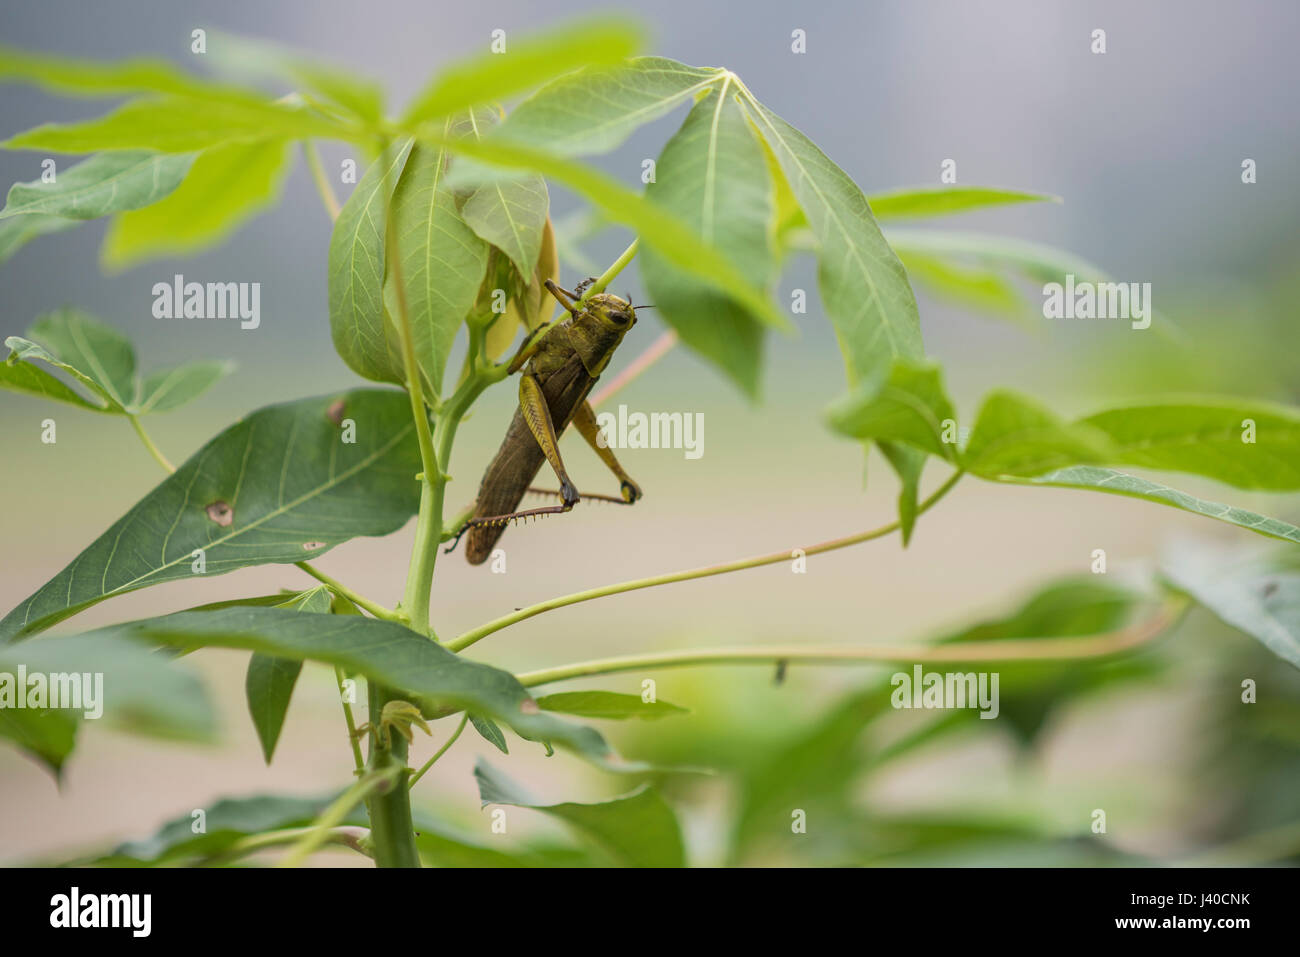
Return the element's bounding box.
[206,32,384,124]
[402,18,642,126]
[413,816,590,867]
[4,94,346,154]
[71,606,650,771]
[0,632,216,773]
[0,151,194,220]
[896,248,1029,323]
[456,107,549,278]
[383,133,490,398]
[0,389,420,643]
[0,351,108,411]
[4,310,231,414]
[1079,400,1300,491]
[102,140,293,268]
[0,45,267,101]
[0,210,77,264]
[866,186,1058,220]
[825,358,957,460]
[12,308,138,410]
[537,690,688,721]
[882,228,1116,287]
[1162,541,1300,669]
[104,792,342,864]
[327,141,413,388]
[491,56,720,156]
[0,703,77,775]
[426,130,787,332]
[474,758,685,867]
[963,390,1118,478]
[244,587,332,764]
[879,441,926,546]
[468,713,509,753]
[743,96,923,384]
[135,360,234,414]
[1009,467,1300,546]
[641,82,775,397]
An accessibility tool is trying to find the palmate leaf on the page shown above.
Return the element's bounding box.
[474,758,685,867]
[641,81,775,398]
[0,151,194,221]
[244,587,333,764]
[0,632,216,775]
[72,607,652,771]
[1162,541,1300,669]
[102,139,294,268]
[424,129,788,331]
[742,96,923,385]
[0,389,420,643]
[3,309,231,414]
[491,56,722,156]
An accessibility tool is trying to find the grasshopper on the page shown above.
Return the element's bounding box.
[450,278,644,565]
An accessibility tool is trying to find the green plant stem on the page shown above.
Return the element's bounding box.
[279,767,398,867]
[363,683,421,868]
[295,561,401,622]
[128,415,175,472]
[335,667,366,774]
[515,594,1189,687]
[408,713,469,789]
[447,469,966,652]
[302,140,341,221]
[583,238,639,300]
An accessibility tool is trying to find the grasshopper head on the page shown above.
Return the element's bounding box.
[584,292,637,330]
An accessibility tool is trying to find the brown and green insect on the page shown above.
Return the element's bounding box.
[449,278,645,565]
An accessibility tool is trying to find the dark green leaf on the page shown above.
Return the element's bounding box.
[468,713,508,753]
[72,607,651,771]
[0,389,420,643]
[474,758,684,867]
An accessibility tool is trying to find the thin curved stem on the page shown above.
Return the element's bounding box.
[408,712,469,790]
[128,415,175,472]
[582,238,639,300]
[335,667,366,774]
[516,594,1190,687]
[302,141,341,221]
[278,767,398,867]
[206,826,369,865]
[295,561,401,622]
[446,469,966,652]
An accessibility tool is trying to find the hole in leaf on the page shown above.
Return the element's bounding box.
[205,500,234,527]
